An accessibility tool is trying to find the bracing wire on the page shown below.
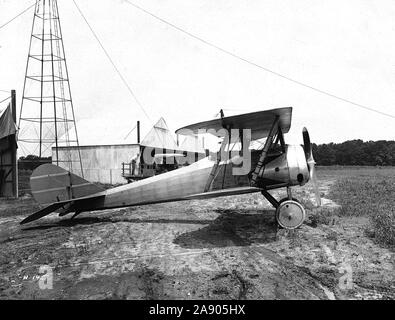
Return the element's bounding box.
[124,0,395,120]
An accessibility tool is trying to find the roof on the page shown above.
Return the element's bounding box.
[0,104,16,140]
[176,107,292,141]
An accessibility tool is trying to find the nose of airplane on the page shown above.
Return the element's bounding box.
[285,144,309,185]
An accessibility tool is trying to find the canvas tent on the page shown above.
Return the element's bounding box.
[140,117,206,164]
[0,100,18,198]
[0,105,16,140]
[140,117,179,150]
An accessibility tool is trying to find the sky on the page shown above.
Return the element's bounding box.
[0,0,394,151]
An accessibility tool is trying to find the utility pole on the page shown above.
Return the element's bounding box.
[11,90,18,198]
[137,120,140,144]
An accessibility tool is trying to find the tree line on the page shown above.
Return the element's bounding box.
[18,155,51,170]
[16,139,395,168]
[312,140,395,166]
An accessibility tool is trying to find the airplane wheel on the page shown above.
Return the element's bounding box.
[275,199,305,229]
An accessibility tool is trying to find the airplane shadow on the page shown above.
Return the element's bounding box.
[21,215,214,231]
[21,217,109,231]
[21,209,278,250]
[173,209,278,249]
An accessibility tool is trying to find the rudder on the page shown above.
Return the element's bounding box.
[30,164,104,206]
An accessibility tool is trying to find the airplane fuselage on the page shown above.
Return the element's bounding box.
[77,145,309,212]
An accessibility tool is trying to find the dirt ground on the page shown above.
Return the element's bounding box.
[0,168,394,300]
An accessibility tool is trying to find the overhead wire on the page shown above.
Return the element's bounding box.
[0,2,36,31]
[0,96,11,104]
[124,0,395,120]
[124,123,137,140]
[71,0,153,123]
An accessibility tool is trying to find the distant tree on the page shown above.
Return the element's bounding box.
[313,140,395,166]
[18,155,51,170]
[314,143,336,165]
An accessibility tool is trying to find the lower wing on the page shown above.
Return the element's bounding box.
[183,186,261,200]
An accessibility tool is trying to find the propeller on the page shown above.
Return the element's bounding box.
[302,127,321,207]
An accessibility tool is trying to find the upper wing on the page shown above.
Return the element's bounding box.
[175,107,292,141]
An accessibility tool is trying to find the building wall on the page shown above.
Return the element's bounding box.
[0,135,17,197]
[53,144,140,184]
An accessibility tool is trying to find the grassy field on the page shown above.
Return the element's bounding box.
[319,167,395,248]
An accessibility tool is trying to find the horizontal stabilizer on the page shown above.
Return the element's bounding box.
[20,202,67,225]
[20,194,105,225]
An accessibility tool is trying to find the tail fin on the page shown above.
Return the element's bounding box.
[30,164,104,206]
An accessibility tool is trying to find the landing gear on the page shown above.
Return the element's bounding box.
[261,189,306,229]
[275,200,305,229]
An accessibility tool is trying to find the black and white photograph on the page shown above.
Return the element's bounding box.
[0,0,394,306]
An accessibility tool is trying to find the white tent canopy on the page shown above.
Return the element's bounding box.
[141,117,178,150]
[141,117,205,153]
[0,104,17,140]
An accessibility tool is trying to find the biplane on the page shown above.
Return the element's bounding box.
[20,107,321,229]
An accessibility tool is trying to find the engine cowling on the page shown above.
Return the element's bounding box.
[260,144,310,186]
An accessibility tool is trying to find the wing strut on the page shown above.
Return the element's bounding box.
[204,127,230,192]
[250,116,280,186]
[274,126,286,153]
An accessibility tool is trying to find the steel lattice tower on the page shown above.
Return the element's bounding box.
[18,0,83,176]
